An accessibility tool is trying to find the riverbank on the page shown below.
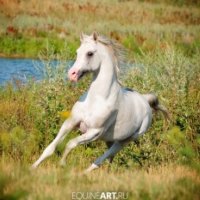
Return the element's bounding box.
[0,35,78,59]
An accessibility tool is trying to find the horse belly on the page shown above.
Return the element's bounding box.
[101,119,139,141]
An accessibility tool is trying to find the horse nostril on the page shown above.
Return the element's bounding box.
[72,71,76,75]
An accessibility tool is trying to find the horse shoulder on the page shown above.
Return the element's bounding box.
[71,95,87,122]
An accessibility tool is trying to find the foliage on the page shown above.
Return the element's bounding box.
[0,35,78,58]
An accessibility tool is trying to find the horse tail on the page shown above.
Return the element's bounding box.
[143,93,170,120]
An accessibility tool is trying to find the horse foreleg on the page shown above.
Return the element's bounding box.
[85,141,124,173]
[32,118,78,169]
[59,128,101,166]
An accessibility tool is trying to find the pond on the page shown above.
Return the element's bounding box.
[0,57,136,86]
[0,58,72,86]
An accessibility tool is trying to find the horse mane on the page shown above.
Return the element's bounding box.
[97,35,127,79]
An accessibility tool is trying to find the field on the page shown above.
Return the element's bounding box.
[0,0,200,200]
[0,0,200,58]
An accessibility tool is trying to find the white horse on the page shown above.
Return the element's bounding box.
[32,32,168,172]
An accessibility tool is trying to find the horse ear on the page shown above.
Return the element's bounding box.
[80,32,85,42]
[93,31,99,41]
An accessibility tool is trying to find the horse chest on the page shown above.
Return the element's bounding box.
[80,98,115,129]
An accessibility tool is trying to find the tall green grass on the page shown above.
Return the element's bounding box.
[0,1,199,199]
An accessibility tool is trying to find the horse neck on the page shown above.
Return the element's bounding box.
[88,54,121,100]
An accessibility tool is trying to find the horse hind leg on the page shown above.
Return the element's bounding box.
[85,141,124,173]
[106,142,114,163]
[132,115,151,140]
[85,117,151,173]
[60,128,101,166]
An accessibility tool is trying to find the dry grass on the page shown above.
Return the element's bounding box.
[0,0,199,39]
[0,0,199,58]
[0,159,200,200]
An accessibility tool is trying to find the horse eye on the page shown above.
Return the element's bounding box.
[87,51,94,57]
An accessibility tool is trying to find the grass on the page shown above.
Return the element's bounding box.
[0,161,200,200]
[0,0,200,58]
[0,45,200,199]
[0,0,200,199]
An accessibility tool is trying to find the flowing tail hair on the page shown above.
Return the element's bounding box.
[143,93,170,120]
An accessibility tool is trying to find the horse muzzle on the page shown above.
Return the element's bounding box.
[68,68,80,82]
[68,68,88,82]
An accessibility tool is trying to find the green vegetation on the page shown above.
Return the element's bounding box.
[0,0,200,58]
[1,44,199,199]
[0,35,79,58]
[0,0,200,199]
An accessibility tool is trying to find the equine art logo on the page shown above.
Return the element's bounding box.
[71,191,129,200]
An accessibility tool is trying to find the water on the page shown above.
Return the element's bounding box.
[0,58,72,86]
[0,58,137,86]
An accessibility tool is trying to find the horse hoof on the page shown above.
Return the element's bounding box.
[84,163,99,174]
[30,165,37,171]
